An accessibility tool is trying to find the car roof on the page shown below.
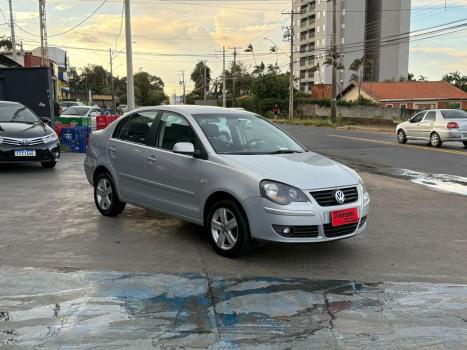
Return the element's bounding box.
[0,100,23,106]
[135,105,254,115]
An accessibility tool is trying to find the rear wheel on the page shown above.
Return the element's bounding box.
[430,132,442,148]
[207,199,252,258]
[41,161,56,168]
[94,173,126,217]
[397,129,407,144]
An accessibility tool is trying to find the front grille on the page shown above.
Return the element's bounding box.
[323,222,359,238]
[273,225,319,238]
[2,137,44,146]
[310,187,358,207]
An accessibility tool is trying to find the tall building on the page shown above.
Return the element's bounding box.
[293,0,410,94]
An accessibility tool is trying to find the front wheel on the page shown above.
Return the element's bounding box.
[430,132,442,148]
[463,141,467,148]
[94,173,126,217]
[397,129,407,144]
[207,200,253,258]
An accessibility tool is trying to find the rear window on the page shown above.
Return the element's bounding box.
[63,107,91,116]
[441,110,467,119]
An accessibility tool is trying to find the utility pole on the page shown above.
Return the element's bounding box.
[38,0,48,67]
[330,0,338,123]
[203,61,207,103]
[178,70,186,104]
[124,0,135,111]
[109,48,115,112]
[282,7,302,120]
[231,47,238,107]
[222,46,226,108]
[8,0,17,62]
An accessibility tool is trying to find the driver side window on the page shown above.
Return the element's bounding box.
[156,112,197,151]
[411,112,425,123]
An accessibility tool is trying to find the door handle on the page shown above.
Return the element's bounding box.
[146,155,157,164]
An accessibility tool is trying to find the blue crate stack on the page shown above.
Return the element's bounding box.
[60,127,91,153]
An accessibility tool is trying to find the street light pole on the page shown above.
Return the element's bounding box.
[8,0,17,62]
[124,0,135,111]
[109,48,115,112]
[330,0,337,123]
[288,11,294,120]
[222,46,226,108]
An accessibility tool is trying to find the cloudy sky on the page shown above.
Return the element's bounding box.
[2,0,467,95]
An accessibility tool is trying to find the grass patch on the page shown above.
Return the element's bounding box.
[273,118,338,128]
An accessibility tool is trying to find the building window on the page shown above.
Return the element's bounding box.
[322,25,326,32]
[400,104,407,110]
[341,37,345,44]
[450,102,461,109]
[342,23,345,29]
[323,10,326,17]
[386,104,393,108]
[342,9,346,15]
[318,12,320,19]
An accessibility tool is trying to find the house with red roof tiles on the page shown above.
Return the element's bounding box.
[340,81,467,110]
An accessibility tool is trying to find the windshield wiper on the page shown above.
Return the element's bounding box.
[269,150,303,154]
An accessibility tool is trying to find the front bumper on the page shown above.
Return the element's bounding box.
[0,143,60,163]
[243,191,370,243]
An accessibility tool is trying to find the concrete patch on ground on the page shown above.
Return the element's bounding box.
[0,268,466,349]
[394,169,467,196]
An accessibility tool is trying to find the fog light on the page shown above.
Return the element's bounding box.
[283,227,291,234]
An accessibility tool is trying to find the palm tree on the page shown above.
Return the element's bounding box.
[349,57,368,101]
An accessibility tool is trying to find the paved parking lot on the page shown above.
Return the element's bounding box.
[1,127,467,348]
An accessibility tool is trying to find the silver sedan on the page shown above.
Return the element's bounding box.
[84,106,370,257]
[396,109,467,148]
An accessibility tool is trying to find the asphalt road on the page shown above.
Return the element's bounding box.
[0,151,466,284]
[1,133,467,348]
[281,125,467,177]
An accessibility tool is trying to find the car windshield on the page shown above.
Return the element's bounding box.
[0,103,42,124]
[192,113,306,155]
[441,110,467,119]
[63,107,91,116]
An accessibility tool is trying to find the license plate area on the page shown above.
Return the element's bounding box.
[15,150,36,157]
[331,208,359,227]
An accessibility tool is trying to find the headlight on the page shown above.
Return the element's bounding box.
[42,132,58,144]
[260,180,309,205]
[359,178,367,193]
[0,137,3,144]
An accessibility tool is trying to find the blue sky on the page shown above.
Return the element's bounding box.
[1,0,466,94]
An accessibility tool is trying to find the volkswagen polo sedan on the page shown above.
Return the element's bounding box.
[84,106,370,257]
[0,101,60,168]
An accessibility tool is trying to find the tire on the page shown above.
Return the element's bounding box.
[41,161,56,168]
[94,172,126,217]
[430,132,442,148]
[206,199,253,258]
[397,129,407,144]
[463,141,467,148]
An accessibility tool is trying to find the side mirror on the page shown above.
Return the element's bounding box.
[41,117,51,125]
[173,142,195,156]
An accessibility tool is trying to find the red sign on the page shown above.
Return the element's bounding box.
[331,208,359,227]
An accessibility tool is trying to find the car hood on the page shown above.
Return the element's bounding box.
[223,152,358,190]
[0,122,52,138]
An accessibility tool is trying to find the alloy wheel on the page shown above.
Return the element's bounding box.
[96,178,113,210]
[211,208,238,250]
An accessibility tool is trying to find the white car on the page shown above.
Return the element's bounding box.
[61,106,101,129]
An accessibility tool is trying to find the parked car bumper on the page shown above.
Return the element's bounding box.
[438,130,467,142]
[242,193,370,243]
[0,143,60,163]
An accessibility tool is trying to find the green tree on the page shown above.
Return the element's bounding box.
[190,61,211,98]
[442,71,467,92]
[134,71,168,106]
[349,57,371,102]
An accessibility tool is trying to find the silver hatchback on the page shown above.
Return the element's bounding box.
[396,109,467,148]
[84,106,370,257]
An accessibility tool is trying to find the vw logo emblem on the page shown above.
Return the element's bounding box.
[335,190,345,204]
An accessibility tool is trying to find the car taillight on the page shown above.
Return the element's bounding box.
[447,122,459,129]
